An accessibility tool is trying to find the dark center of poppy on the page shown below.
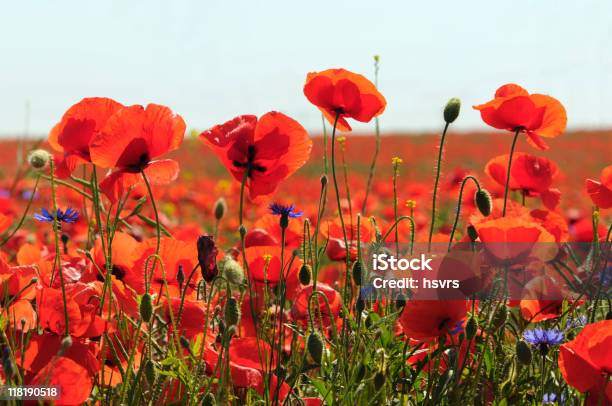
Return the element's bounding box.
[232,145,267,177]
[438,317,451,331]
[125,152,150,173]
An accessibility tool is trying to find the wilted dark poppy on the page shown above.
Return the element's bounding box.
[197,235,218,282]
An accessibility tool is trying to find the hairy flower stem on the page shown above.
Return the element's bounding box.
[447,176,481,251]
[362,57,381,215]
[428,122,451,250]
[392,161,400,256]
[329,112,351,305]
[502,128,521,216]
[48,159,70,337]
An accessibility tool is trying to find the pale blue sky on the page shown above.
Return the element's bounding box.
[2,0,612,136]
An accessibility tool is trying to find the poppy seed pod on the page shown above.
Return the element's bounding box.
[213,197,227,221]
[474,189,492,217]
[516,340,532,365]
[467,225,479,242]
[140,293,153,323]
[299,264,312,285]
[352,260,364,286]
[466,317,478,340]
[307,332,324,364]
[144,359,157,385]
[28,149,51,169]
[444,98,461,124]
[176,264,185,286]
[224,297,241,327]
[197,235,218,282]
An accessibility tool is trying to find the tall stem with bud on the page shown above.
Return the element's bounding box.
[428,98,461,250]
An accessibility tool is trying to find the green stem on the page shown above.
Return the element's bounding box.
[428,122,451,250]
[447,176,481,251]
[48,159,70,337]
[502,129,521,216]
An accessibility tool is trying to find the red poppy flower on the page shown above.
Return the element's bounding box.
[585,165,612,209]
[304,68,386,132]
[30,356,94,405]
[398,300,469,340]
[474,217,557,264]
[89,103,186,202]
[473,84,566,150]
[558,320,612,405]
[48,97,123,178]
[200,112,311,201]
[244,246,302,300]
[128,237,200,296]
[485,152,561,209]
[291,283,341,328]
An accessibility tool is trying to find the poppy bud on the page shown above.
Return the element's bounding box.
[355,296,365,314]
[516,340,532,365]
[221,257,244,286]
[443,98,461,124]
[474,189,492,217]
[465,317,478,340]
[177,264,185,287]
[320,175,328,187]
[213,197,227,221]
[239,225,247,238]
[224,297,241,327]
[140,293,153,323]
[197,235,218,282]
[27,149,51,169]
[299,264,312,285]
[144,359,157,384]
[307,332,324,364]
[374,371,386,390]
[492,306,507,329]
[467,225,479,242]
[355,363,366,382]
[180,336,192,355]
[395,294,406,310]
[202,393,216,406]
[352,260,364,286]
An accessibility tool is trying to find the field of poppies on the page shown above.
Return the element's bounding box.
[0,67,611,405]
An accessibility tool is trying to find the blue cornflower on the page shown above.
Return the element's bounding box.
[34,207,79,224]
[523,328,564,345]
[565,315,587,330]
[543,392,566,404]
[524,328,564,355]
[269,203,303,218]
[449,319,465,336]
